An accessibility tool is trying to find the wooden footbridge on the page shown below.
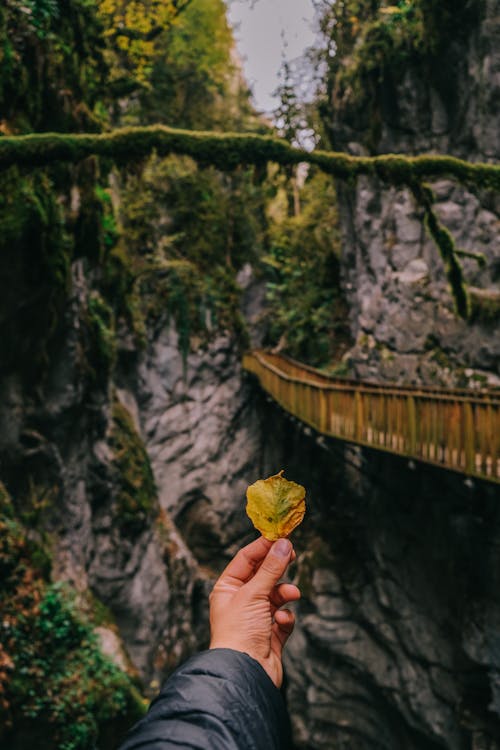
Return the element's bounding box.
[243,350,500,485]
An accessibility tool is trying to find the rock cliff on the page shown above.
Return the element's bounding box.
[266,3,500,747]
[0,253,268,697]
[331,0,500,387]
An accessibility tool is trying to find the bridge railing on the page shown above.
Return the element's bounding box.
[243,350,500,484]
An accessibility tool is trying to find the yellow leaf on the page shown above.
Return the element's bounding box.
[246,470,306,541]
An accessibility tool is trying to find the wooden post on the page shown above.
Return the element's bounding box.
[355,391,363,442]
[319,390,328,433]
[464,401,475,475]
[491,403,499,479]
[407,396,417,457]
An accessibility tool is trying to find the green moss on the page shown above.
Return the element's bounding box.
[335,5,425,117]
[142,259,203,358]
[95,185,119,250]
[0,0,108,134]
[100,241,147,346]
[84,291,117,383]
[0,127,498,327]
[1,126,499,191]
[137,258,248,360]
[455,249,487,268]
[110,399,157,537]
[82,591,117,629]
[0,508,145,750]
[411,182,469,319]
[469,288,500,326]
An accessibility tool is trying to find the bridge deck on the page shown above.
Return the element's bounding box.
[243,351,500,485]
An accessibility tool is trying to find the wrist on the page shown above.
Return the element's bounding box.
[209,643,280,688]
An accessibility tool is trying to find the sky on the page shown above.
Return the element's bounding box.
[226,0,317,116]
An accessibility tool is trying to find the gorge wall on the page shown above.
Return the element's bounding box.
[330,0,500,387]
[3,256,497,750]
[271,3,500,746]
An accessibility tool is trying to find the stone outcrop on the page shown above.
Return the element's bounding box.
[136,324,263,571]
[333,0,500,387]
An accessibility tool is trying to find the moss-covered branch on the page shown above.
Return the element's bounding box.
[455,248,487,267]
[1,125,500,190]
[1,125,497,324]
[411,182,470,319]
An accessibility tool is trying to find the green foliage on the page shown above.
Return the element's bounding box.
[98,0,191,88]
[139,0,256,130]
[110,399,157,536]
[0,163,124,383]
[1,126,498,332]
[95,185,119,248]
[0,1,269,366]
[135,258,247,358]
[0,0,108,133]
[116,153,261,353]
[121,155,261,267]
[97,0,258,131]
[263,170,350,366]
[0,504,145,750]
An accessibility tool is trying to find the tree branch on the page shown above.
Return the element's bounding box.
[1,125,500,194]
[410,182,469,319]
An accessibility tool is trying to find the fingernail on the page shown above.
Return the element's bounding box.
[272,538,291,558]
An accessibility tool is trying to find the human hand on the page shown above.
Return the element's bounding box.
[209,536,300,688]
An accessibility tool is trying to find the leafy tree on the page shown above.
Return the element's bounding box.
[0,0,108,132]
[98,0,193,87]
[263,169,350,366]
[138,0,257,130]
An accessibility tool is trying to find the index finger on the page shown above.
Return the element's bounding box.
[219,536,273,585]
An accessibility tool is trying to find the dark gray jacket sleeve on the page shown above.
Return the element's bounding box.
[118,648,291,750]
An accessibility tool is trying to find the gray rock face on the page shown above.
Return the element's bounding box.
[0,266,198,688]
[0,251,271,696]
[333,1,500,387]
[258,408,500,750]
[137,323,264,569]
[339,179,500,387]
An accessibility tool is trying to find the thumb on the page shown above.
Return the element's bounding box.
[248,539,293,596]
